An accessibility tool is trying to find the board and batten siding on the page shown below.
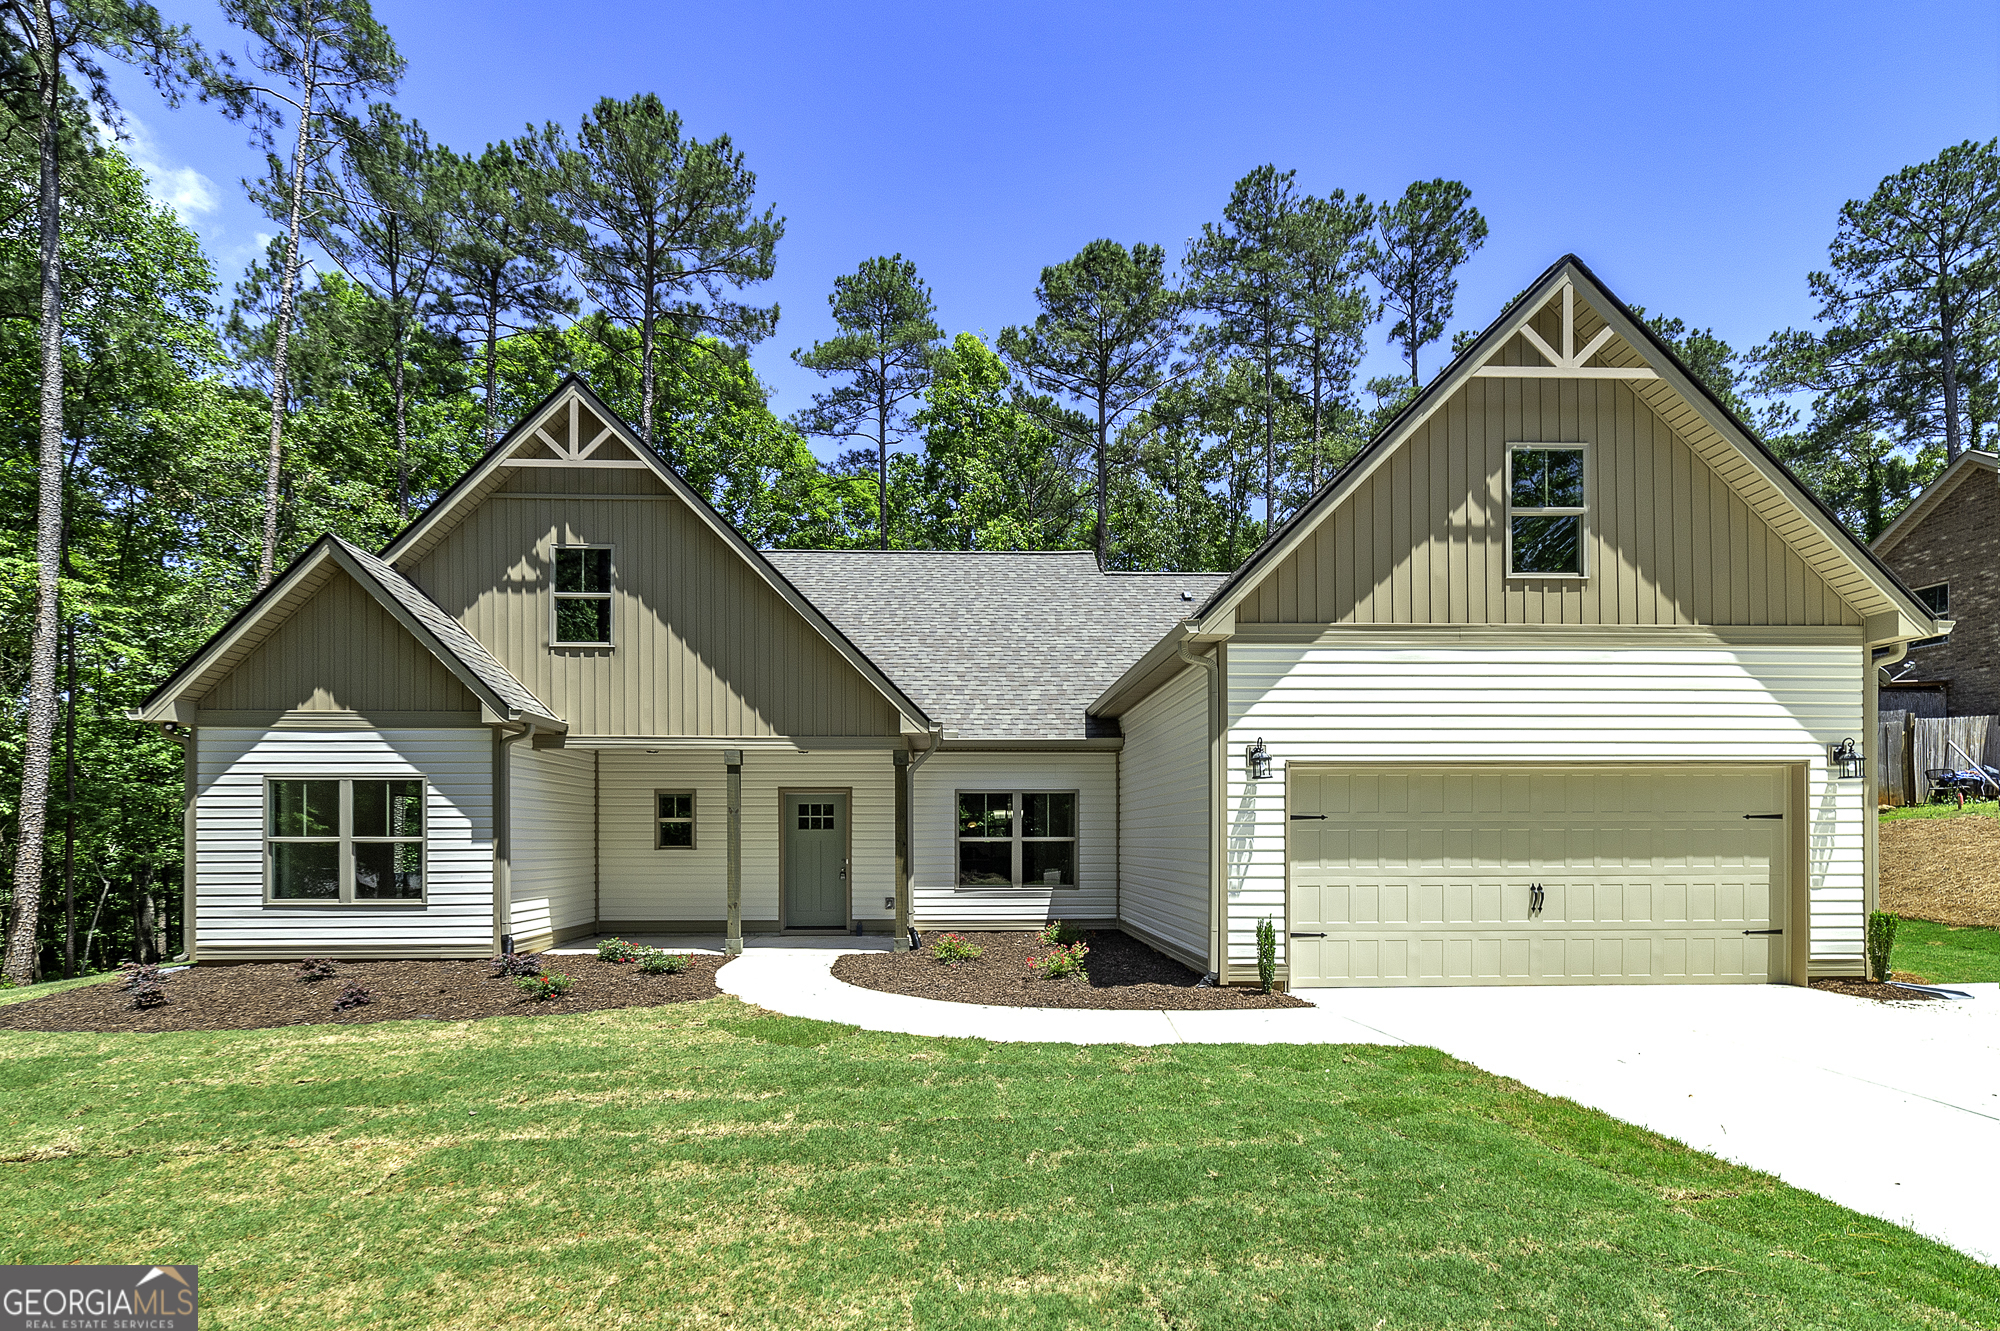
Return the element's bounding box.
[508,746,596,950]
[199,567,479,715]
[193,727,493,959]
[1114,668,1210,968]
[1238,297,1863,630]
[1220,637,1867,979]
[400,467,902,739]
[911,751,1118,931]
[597,749,895,928]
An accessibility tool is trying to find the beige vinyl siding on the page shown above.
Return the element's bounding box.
[401,470,902,739]
[1115,666,1210,966]
[198,568,479,714]
[193,727,492,960]
[597,749,895,927]
[1221,639,1866,979]
[911,751,1117,931]
[508,746,597,950]
[1239,301,1862,629]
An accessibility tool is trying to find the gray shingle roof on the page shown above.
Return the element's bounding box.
[761,550,1226,741]
[334,537,558,726]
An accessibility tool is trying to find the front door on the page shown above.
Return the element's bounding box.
[783,792,848,928]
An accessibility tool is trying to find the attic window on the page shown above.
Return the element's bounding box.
[1508,445,1587,577]
[552,546,612,646]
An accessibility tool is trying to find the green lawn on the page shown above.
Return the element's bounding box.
[1893,917,2000,984]
[0,999,1993,1329]
[1881,799,2000,823]
[0,971,125,1006]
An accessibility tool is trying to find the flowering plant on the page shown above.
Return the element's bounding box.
[596,937,644,964]
[931,933,984,965]
[517,972,575,1001]
[1027,940,1090,984]
[1037,920,1087,947]
[638,949,690,975]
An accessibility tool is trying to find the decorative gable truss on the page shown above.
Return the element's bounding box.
[1473,279,1657,380]
[501,391,654,470]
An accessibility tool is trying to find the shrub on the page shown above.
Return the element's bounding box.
[1027,940,1090,984]
[1257,917,1277,994]
[332,982,372,1011]
[931,933,984,965]
[490,952,544,978]
[596,937,644,964]
[637,949,690,975]
[517,972,575,1001]
[296,958,337,982]
[120,962,162,991]
[1037,920,1087,947]
[128,981,169,1010]
[1866,910,1899,983]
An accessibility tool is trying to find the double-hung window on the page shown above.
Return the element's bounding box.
[956,791,1077,887]
[1507,445,1587,576]
[267,778,426,902]
[656,792,695,849]
[552,546,613,645]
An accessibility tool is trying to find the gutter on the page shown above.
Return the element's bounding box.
[1178,635,1225,984]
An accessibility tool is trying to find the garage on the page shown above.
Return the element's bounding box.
[1285,766,1791,988]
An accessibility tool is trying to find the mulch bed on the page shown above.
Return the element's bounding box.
[1809,975,1943,1004]
[833,929,1310,1010]
[1882,815,2000,927]
[0,954,723,1033]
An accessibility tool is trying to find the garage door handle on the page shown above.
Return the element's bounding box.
[1290,932,1326,939]
[1743,814,1784,820]
[1743,929,1783,935]
[1289,814,1327,821]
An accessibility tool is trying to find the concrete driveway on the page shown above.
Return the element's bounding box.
[720,947,2000,1267]
[1300,981,2000,1269]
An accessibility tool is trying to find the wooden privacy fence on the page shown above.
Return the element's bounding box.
[1876,711,2000,806]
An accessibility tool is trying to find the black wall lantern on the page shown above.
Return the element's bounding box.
[1247,737,1272,781]
[1829,738,1864,781]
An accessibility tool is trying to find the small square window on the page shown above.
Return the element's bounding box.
[798,802,836,830]
[656,792,695,849]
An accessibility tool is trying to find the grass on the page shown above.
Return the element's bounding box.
[1892,917,2000,985]
[0,1000,1994,1329]
[1881,799,2000,822]
[0,972,122,1007]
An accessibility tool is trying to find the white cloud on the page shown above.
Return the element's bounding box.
[93,110,218,225]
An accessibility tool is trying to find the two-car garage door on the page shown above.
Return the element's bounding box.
[1286,766,1789,987]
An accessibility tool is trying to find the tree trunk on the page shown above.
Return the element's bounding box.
[390,214,410,515]
[258,57,320,589]
[4,0,68,986]
[483,276,500,447]
[1094,394,1109,567]
[1939,296,1964,464]
[876,393,889,550]
[1263,353,1276,528]
[62,617,75,980]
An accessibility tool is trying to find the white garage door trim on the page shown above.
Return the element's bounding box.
[1283,762,1805,989]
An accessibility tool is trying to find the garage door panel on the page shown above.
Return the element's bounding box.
[1287,766,1786,988]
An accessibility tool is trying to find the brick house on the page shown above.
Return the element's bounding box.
[1872,450,1998,717]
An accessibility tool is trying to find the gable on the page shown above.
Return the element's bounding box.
[1206,258,1936,640]
[1874,455,2000,594]
[198,566,481,716]
[1239,290,1862,627]
[387,382,914,739]
[1873,451,1996,561]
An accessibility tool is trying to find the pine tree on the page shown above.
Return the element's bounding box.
[1367,179,1488,388]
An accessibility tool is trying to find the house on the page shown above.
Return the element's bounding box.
[1870,449,1994,718]
[131,255,1941,987]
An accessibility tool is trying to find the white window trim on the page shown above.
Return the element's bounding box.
[1505,441,1590,580]
[263,775,429,906]
[551,543,615,648]
[954,789,1080,890]
[655,789,696,850]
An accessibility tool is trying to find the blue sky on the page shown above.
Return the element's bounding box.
[110,0,1998,460]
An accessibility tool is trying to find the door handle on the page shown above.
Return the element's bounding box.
[1290,931,1326,938]
[1743,929,1782,936]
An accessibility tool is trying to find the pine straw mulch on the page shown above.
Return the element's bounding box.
[0,954,723,1034]
[833,929,1310,1010]
[1808,974,1945,1004]
[1881,813,2000,927]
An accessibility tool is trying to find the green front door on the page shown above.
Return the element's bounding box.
[783,792,848,928]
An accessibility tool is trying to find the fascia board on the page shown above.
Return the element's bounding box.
[1873,450,1997,557]
[380,378,935,731]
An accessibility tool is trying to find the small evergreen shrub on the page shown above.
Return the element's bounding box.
[517,972,575,1000]
[1257,917,1277,994]
[296,958,337,982]
[120,962,162,991]
[931,933,984,965]
[1866,910,1899,983]
[1037,920,1087,947]
[128,980,169,1010]
[490,952,544,978]
[332,982,372,1011]
[638,949,690,975]
[1027,940,1090,984]
[596,937,644,964]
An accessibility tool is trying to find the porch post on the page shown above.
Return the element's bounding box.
[893,749,911,951]
[725,749,743,956]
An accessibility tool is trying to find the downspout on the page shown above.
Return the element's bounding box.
[493,720,536,954]
[725,749,743,957]
[175,724,196,963]
[898,726,942,951]
[1179,635,1224,983]
[1865,638,1910,925]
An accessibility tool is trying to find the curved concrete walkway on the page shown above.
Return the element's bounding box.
[718,944,2000,1267]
